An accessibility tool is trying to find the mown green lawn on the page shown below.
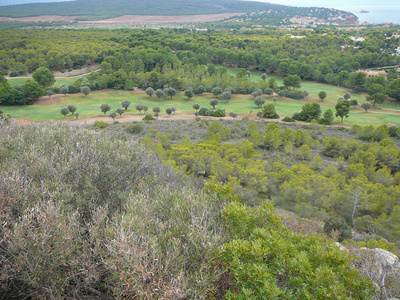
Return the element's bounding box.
[8,76,80,87]
[3,69,400,126]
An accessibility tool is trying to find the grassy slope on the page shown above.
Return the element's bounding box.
[4,71,400,126]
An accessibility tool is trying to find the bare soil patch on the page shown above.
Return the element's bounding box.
[53,64,101,78]
[88,13,244,24]
[35,95,64,105]
[0,15,84,22]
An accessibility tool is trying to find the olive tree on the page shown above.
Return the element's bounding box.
[116,108,125,117]
[67,104,77,115]
[210,99,218,109]
[81,86,91,97]
[121,100,131,111]
[60,107,69,118]
[100,104,111,115]
[145,87,155,98]
[221,91,232,103]
[254,96,265,108]
[192,103,200,112]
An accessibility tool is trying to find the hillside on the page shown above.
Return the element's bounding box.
[0,0,357,23]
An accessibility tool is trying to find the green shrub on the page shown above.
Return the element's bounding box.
[93,120,107,128]
[262,103,279,119]
[198,107,209,116]
[282,116,295,122]
[323,215,352,242]
[221,202,374,299]
[125,123,144,134]
[142,113,155,121]
[211,109,226,117]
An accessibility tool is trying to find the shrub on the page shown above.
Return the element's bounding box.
[211,109,226,117]
[125,123,144,134]
[282,116,295,122]
[323,215,352,242]
[198,107,209,116]
[277,89,305,99]
[142,113,155,121]
[93,120,107,128]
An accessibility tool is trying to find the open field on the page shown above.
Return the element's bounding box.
[4,66,400,126]
[2,88,399,127]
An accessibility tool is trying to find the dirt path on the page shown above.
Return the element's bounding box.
[5,65,101,80]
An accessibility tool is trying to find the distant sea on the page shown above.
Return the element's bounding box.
[353,9,400,25]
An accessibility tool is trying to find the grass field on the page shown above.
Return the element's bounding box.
[7,76,81,87]
[3,70,400,127]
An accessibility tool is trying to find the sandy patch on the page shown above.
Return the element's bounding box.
[88,13,244,24]
[0,15,84,22]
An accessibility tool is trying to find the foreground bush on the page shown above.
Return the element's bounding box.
[0,123,228,298]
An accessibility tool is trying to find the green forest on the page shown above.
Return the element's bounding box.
[1,22,400,299]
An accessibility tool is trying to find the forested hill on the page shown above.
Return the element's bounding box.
[0,0,356,22]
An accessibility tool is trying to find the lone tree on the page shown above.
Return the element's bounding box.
[229,112,238,119]
[60,107,69,118]
[184,89,194,100]
[262,103,279,119]
[166,108,173,116]
[155,89,164,98]
[136,104,144,114]
[109,112,117,122]
[67,104,77,115]
[192,103,200,112]
[121,100,131,111]
[343,92,351,101]
[335,100,351,122]
[60,86,68,96]
[254,96,265,108]
[166,88,176,99]
[100,104,111,115]
[210,99,219,109]
[32,67,55,88]
[221,91,232,103]
[361,102,372,113]
[350,99,359,108]
[171,107,176,114]
[303,90,309,99]
[145,87,155,98]
[81,86,91,97]
[143,105,149,114]
[116,108,125,117]
[318,91,327,102]
[261,73,267,81]
[153,107,161,114]
[257,111,263,118]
